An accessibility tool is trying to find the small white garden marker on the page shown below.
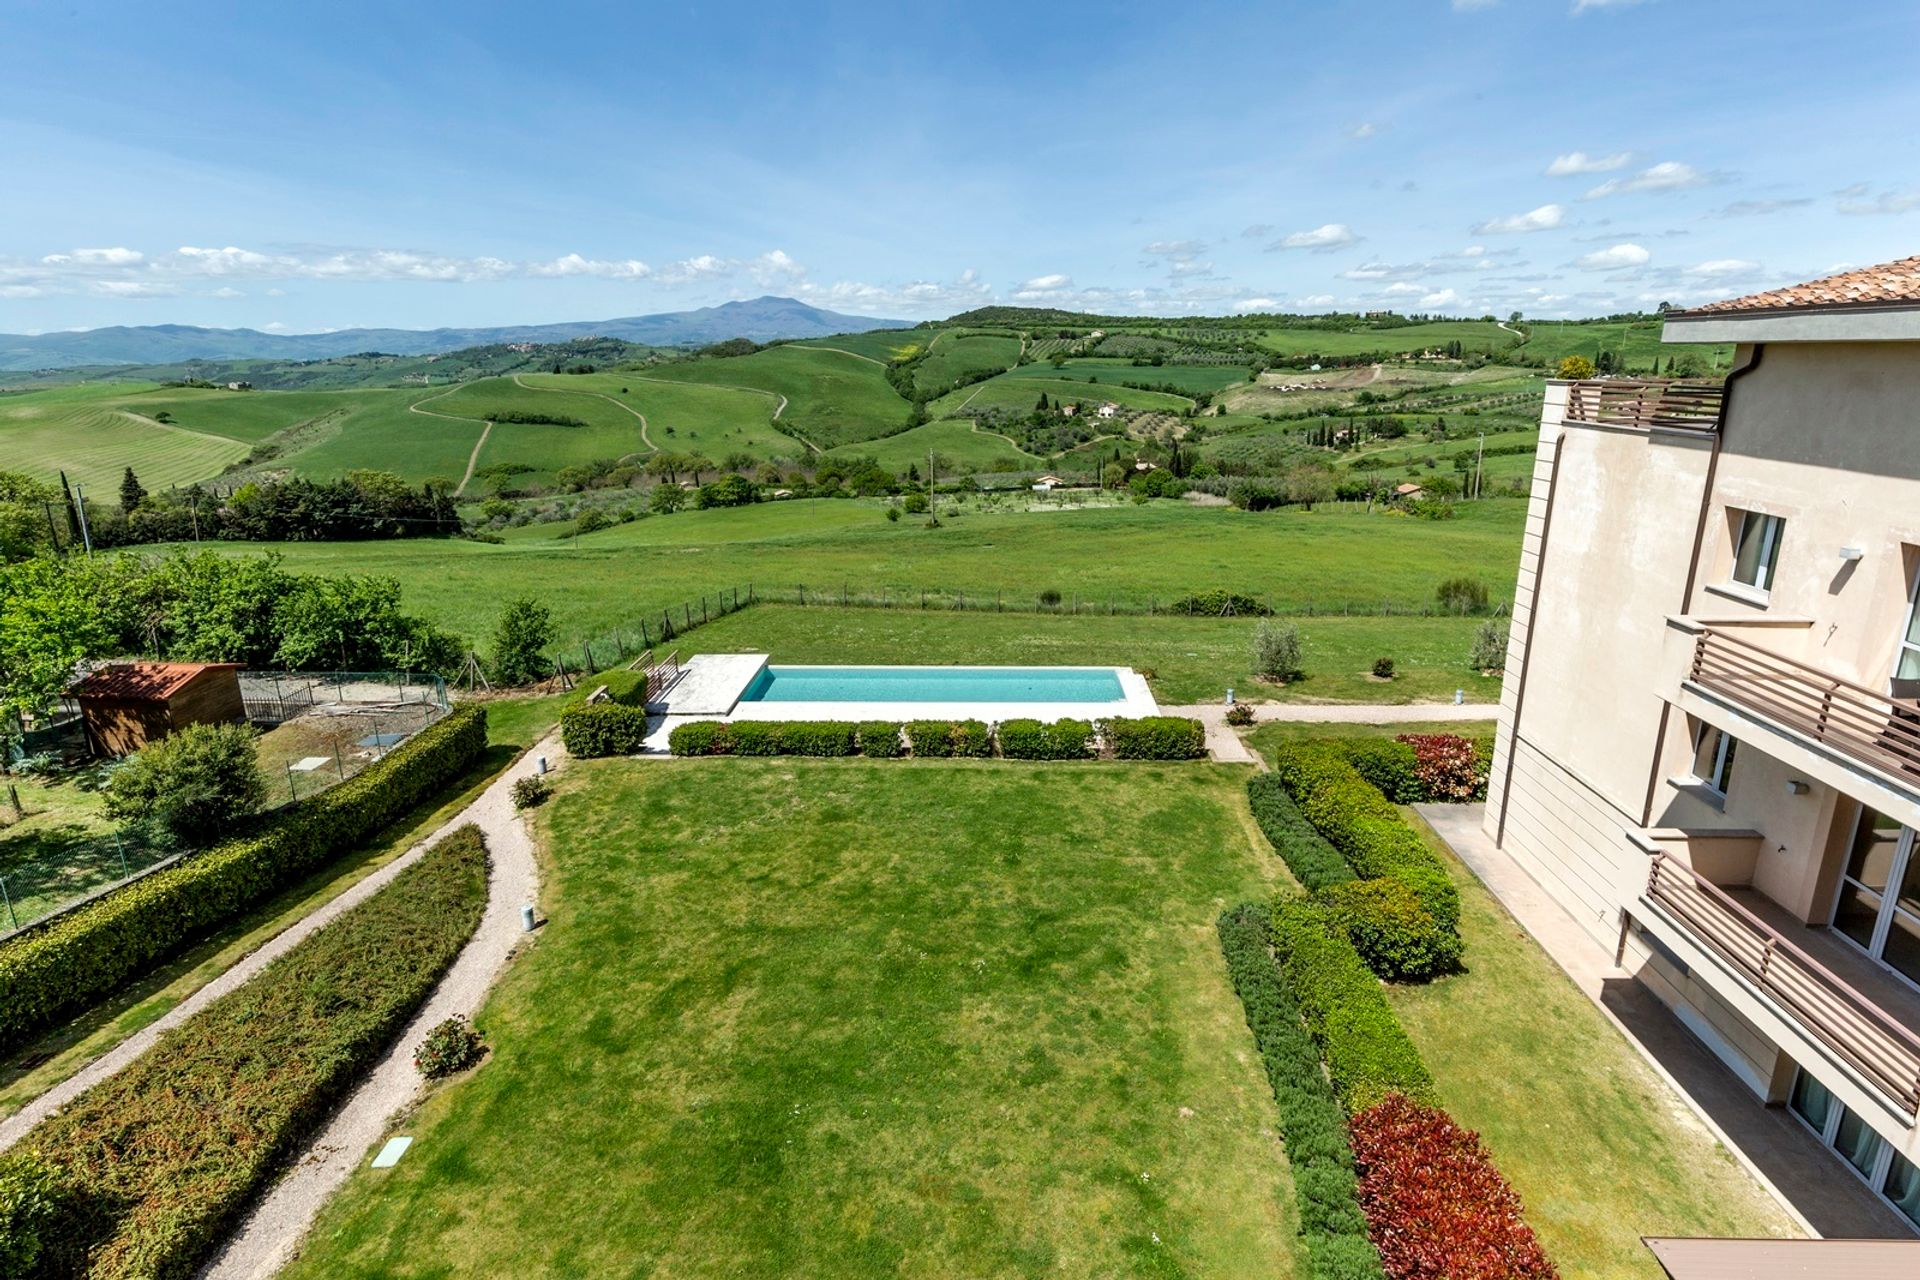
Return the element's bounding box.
[521,904,536,932]
[537,756,548,775]
[1454,688,1465,705]
[370,1136,412,1168]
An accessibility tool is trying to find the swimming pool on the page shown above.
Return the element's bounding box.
[741,665,1126,704]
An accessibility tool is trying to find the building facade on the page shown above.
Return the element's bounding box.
[1485,257,1920,1232]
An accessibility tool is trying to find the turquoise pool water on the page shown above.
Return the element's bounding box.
[740,665,1126,704]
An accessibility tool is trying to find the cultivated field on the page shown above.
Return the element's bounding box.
[912,330,1023,394]
[284,758,1302,1278]
[827,417,1042,470]
[929,373,1193,418]
[640,343,916,449]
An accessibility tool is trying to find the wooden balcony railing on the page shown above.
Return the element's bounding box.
[1645,850,1920,1114]
[643,649,682,703]
[1564,378,1725,431]
[1689,628,1920,788]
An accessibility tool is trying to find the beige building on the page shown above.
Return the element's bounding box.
[1486,256,1920,1232]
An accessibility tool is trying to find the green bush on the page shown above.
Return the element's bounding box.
[1217,904,1384,1280]
[567,669,648,708]
[0,1152,67,1277]
[1253,620,1303,681]
[856,721,904,758]
[1273,900,1437,1114]
[666,720,732,756]
[1318,878,1461,981]
[1103,716,1206,760]
[1336,739,1422,804]
[1247,775,1355,891]
[415,1013,487,1079]
[997,717,1094,760]
[1168,588,1271,616]
[560,704,651,757]
[727,721,785,756]
[777,721,858,757]
[104,721,268,846]
[509,775,553,810]
[1271,745,1459,933]
[1436,576,1490,615]
[906,719,991,758]
[0,705,487,1056]
[10,825,487,1280]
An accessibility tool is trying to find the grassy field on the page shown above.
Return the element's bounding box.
[522,372,806,465]
[1252,321,1516,357]
[792,328,927,363]
[1042,361,1253,395]
[641,344,915,449]
[931,373,1193,417]
[0,383,255,491]
[234,498,1526,650]
[913,331,1023,394]
[1515,320,1732,373]
[285,758,1301,1278]
[671,604,1500,704]
[828,417,1041,470]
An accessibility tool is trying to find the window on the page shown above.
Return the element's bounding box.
[1691,725,1738,796]
[1899,558,1920,683]
[1787,1066,1913,1220]
[1730,510,1785,593]
[1833,806,1920,989]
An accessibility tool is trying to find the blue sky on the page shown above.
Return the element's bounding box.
[3,0,1916,334]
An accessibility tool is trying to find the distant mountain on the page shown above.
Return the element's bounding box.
[0,296,915,372]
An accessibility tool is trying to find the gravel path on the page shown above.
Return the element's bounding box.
[1163,701,1498,726]
[196,732,558,1279]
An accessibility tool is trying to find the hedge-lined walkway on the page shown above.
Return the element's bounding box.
[199,732,555,1279]
[0,733,557,1275]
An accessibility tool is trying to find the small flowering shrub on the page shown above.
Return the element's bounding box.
[1348,1093,1556,1280]
[1371,657,1395,680]
[1224,703,1254,727]
[1396,734,1484,803]
[415,1014,487,1079]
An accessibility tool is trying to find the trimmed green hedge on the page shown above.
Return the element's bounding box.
[1317,878,1461,981]
[5,825,488,1279]
[1273,900,1436,1114]
[666,720,730,756]
[1218,904,1385,1280]
[561,703,651,757]
[1270,744,1459,933]
[665,720,861,758]
[1247,775,1356,891]
[997,717,1094,760]
[1331,733,1495,804]
[1103,716,1206,760]
[0,704,488,1056]
[856,721,904,758]
[905,719,992,758]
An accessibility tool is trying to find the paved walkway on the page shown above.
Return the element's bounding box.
[199,734,557,1278]
[1418,804,1912,1239]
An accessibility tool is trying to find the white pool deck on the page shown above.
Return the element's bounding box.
[640,655,1160,753]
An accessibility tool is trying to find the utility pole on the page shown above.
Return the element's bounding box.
[925,450,939,527]
[72,485,94,556]
[189,495,201,542]
[42,500,62,553]
[1474,432,1485,501]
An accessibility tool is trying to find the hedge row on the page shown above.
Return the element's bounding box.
[1,825,489,1280]
[1349,1094,1558,1280]
[1334,733,1493,805]
[1272,900,1436,1114]
[1217,904,1384,1280]
[1248,772,1458,980]
[636,717,1206,761]
[1270,744,1460,934]
[0,704,489,1056]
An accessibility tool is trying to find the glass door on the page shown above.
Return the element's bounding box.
[1835,807,1920,988]
[1899,559,1920,685]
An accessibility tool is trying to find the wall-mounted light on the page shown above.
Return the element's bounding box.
[1839,546,1864,562]
[1786,779,1811,796]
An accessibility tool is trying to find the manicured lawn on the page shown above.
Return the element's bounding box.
[673,604,1501,705]
[0,769,121,930]
[286,759,1302,1278]
[230,497,1526,652]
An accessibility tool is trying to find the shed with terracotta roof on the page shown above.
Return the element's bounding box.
[68,662,247,757]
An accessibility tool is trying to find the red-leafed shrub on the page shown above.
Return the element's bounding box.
[1349,1093,1556,1280]
[1396,733,1484,803]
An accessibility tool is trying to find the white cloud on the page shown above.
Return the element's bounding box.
[1297,294,1336,306]
[42,246,145,266]
[1143,240,1206,257]
[1685,258,1762,277]
[1383,282,1425,296]
[1019,273,1073,292]
[1231,297,1279,312]
[1275,223,1358,251]
[1547,151,1630,176]
[1348,122,1380,140]
[1576,242,1651,269]
[530,252,652,279]
[1585,161,1710,199]
[1838,189,1920,216]
[1474,204,1566,234]
[90,280,173,297]
[209,286,245,299]
[1457,245,1487,258]
[1166,259,1215,278]
[1419,288,1460,308]
[0,285,45,298]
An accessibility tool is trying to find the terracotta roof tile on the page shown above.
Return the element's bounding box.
[1677,255,1920,315]
[70,662,242,701]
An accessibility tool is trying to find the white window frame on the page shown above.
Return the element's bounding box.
[1831,806,1920,996]
[1786,1066,1919,1228]
[1728,508,1785,595]
[1691,724,1738,798]
[1897,557,1920,684]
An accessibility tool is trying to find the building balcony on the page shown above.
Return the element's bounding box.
[1669,622,1920,831]
[1562,378,1725,431]
[1638,840,1920,1123]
